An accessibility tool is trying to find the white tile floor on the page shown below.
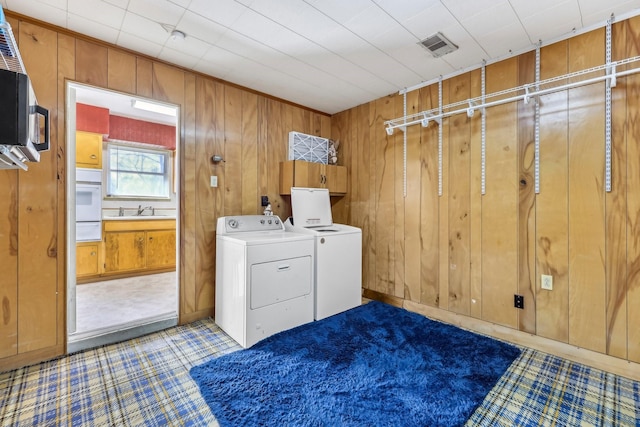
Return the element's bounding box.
[74,272,178,334]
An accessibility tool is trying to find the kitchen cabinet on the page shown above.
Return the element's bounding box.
[104,231,146,273]
[279,160,347,195]
[103,219,176,275]
[76,131,103,169]
[76,242,101,277]
[146,230,176,269]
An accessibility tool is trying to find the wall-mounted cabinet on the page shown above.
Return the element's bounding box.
[76,131,103,169]
[279,160,347,195]
[103,219,176,275]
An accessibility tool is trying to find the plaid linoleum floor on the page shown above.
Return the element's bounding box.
[1,318,639,426]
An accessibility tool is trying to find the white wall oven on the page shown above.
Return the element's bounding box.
[76,168,102,241]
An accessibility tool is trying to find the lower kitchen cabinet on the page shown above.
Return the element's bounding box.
[146,230,176,269]
[76,242,101,277]
[101,219,176,276]
[104,231,146,273]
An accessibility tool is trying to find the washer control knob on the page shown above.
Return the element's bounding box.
[268,219,272,224]
[275,219,280,225]
[228,219,238,229]
[260,219,265,224]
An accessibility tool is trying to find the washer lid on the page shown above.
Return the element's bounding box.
[291,187,332,228]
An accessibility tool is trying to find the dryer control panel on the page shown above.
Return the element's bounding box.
[217,215,283,234]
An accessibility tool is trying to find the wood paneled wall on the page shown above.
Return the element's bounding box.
[333,17,640,369]
[0,13,330,370]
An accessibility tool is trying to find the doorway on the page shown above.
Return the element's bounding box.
[65,82,180,353]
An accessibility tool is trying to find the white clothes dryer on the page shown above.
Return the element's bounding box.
[215,215,314,348]
[285,187,362,320]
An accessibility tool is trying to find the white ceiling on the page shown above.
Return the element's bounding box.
[4,0,640,114]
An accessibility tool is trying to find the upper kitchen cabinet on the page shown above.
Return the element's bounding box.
[279,160,347,196]
[76,131,103,168]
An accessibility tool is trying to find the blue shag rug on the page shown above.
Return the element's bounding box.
[190,301,521,427]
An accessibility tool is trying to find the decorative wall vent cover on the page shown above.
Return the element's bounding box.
[418,32,458,58]
[288,131,328,164]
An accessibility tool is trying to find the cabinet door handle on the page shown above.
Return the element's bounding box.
[90,154,97,159]
[149,237,153,241]
[90,251,96,256]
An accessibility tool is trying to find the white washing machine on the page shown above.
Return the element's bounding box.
[284,187,362,320]
[215,215,314,348]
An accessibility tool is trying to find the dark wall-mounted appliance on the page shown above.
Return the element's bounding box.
[0,13,49,170]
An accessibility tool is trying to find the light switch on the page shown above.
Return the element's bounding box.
[210,176,218,187]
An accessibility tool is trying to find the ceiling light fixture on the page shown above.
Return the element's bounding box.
[131,99,176,116]
[170,29,186,41]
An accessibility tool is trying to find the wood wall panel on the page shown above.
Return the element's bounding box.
[56,33,74,348]
[447,74,471,315]
[194,78,218,314]
[75,39,108,87]
[438,80,450,310]
[517,52,537,333]
[481,59,519,328]
[469,69,482,319]
[0,170,18,358]
[373,96,395,295]
[393,95,406,298]
[241,92,258,215]
[224,86,243,216]
[536,41,569,342]
[626,16,640,363]
[108,49,136,94]
[404,91,421,302]
[136,58,153,98]
[567,30,606,353]
[354,104,371,290]
[605,20,629,359]
[419,85,439,307]
[181,73,197,318]
[17,22,59,353]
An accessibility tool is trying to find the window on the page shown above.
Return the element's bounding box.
[106,144,171,198]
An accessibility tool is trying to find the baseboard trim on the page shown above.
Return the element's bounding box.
[401,300,640,382]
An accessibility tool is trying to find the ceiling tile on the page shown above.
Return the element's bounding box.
[67,13,120,44]
[116,31,164,57]
[104,0,128,8]
[402,3,460,41]
[474,21,532,57]
[304,0,374,25]
[168,0,192,7]
[67,0,125,29]
[158,46,200,69]
[127,0,187,27]
[5,0,67,27]
[188,0,248,26]
[175,11,227,44]
[120,11,169,44]
[508,0,570,19]
[459,1,522,38]
[520,1,582,42]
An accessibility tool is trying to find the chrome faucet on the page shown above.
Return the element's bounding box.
[137,205,154,216]
[118,207,125,216]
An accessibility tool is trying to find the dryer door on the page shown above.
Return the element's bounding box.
[250,255,312,309]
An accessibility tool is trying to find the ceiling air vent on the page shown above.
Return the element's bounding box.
[418,32,458,58]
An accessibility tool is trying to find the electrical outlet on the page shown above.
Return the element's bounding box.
[261,195,269,207]
[514,294,524,309]
[541,274,553,291]
[210,176,218,187]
